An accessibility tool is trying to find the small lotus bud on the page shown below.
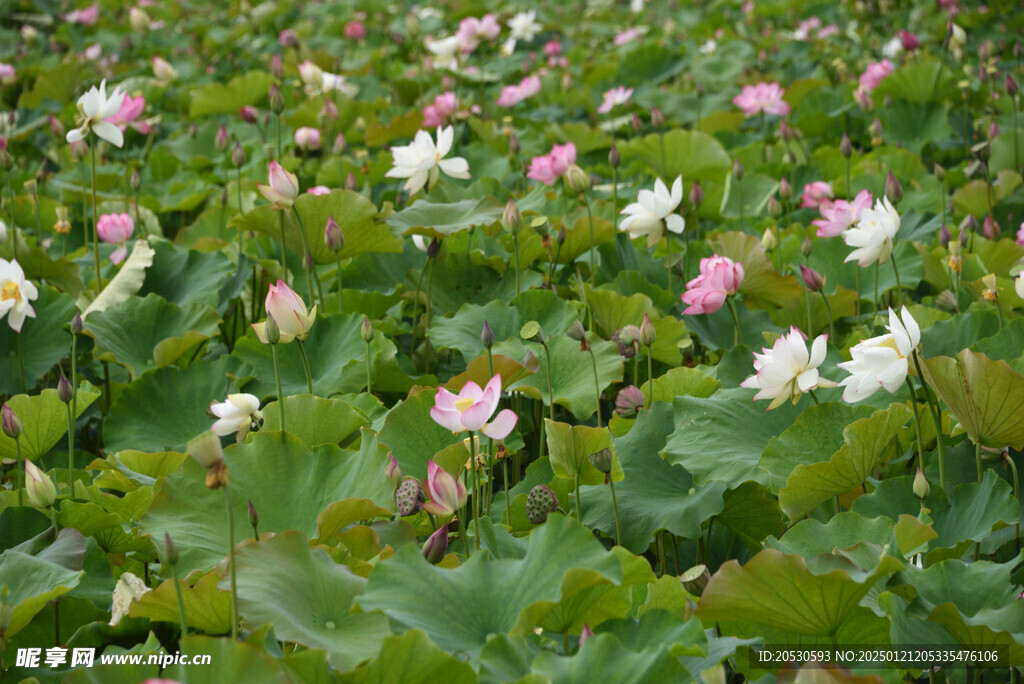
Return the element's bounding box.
[189,123,199,139]
[609,144,620,169]
[230,142,246,168]
[324,215,343,251]
[933,163,946,183]
[696,81,704,97]
[395,478,425,516]
[345,173,359,192]
[689,182,703,209]
[509,134,520,155]
[613,326,640,358]
[215,125,229,151]
[840,132,852,158]
[1007,73,1019,97]
[2,404,22,439]
[71,139,88,160]
[565,320,587,343]
[24,460,56,510]
[913,467,930,499]
[778,177,791,200]
[631,113,642,131]
[680,564,711,596]
[801,236,813,258]
[332,132,347,154]
[303,251,315,272]
[579,623,594,648]
[761,228,777,253]
[247,499,259,528]
[520,320,544,343]
[588,447,613,474]
[651,106,665,129]
[556,226,566,246]
[732,158,744,180]
[270,54,285,79]
[526,484,559,524]
[48,114,65,138]
[269,83,285,114]
[884,172,902,203]
[800,265,824,292]
[935,289,958,312]
[869,118,883,139]
[939,223,951,246]
[481,320,494,349]
[565,164,590,194]
[57,373,74,404]
[983,215,1000,240]
[264,313,281,345]
[779,121,799,143]
[767,196,782,219]
[988,122,1000,140]
[615,385,645,418]
[361,316,375,342]
[639,313,656,347]
[163,532,179,566]
[426,238,441,258]
[239,106,258,124]
[70,312,83,336]
[188,431,224,469]
[221,186,229,206]
[422,525,448,564]
[386,453,403,485]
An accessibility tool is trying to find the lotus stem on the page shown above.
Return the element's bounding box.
[410,256,427,357]
[468,431,480,550]
[666,232,672,292]
[91,144,103,293]
[874,264,879,326]
[975,440,983,484]
[458,510,469,559]
[645,346,653,409]
[609,477,622,547]
[15,436,23,506]
[911,351,945,492]
[513,234,520,296]
[365,340,372,396]
[809,389,820,406]
[540,340,554,420]
[502,458,510,526]
[296,339,313,395]
[335,252,343,314]
[16,332,26,393]
[278,212,287,277]
[905,377,926,473]
[271,342,286,431]
[223,485,239,640]
[725,297,743,346]
[574,472,581,522]
[5,167,15,262]
[820,291,836,342]
[584,193,596,287]
[65,402,74,493]
[588,345,601,428]
[855,268,861,322]
[1003,452,1020,555]
[890,252,903,309]
[290,207,322,310]
[171,566,188,637]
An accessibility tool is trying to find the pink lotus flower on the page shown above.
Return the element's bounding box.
[456,14,500,53]
[799,181,834,210]
[1016,222,1024,246]
[251,280,317,344]
[597,86,634,114]
[527,142,577,186]
[97,213,135,265]
[278,29,297,47]
[497,75,541,107]
[294,127,321,150]
[430,374,518,439]
[792,16,821,40]
[344,20,367,40]
[812,189,872,237]
[422,91,458,127]
[614,28,640,46]
[544,41,562,57]
[307,186,330,196]
[106,94,151,135]
[859,60,894,92]
[732,82,790,117]
[899,30,919,51]
[0,63,15,85]
[681,255,745,315]
[422,460,468,517]
[66,4,99,25]
[817,25,839,39]
[257,161,299,209]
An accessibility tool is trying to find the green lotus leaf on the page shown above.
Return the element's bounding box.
[138,241,238,309]
[386,196,504,239]
[189,70,274,117]
[709,231,805,309]
[714,482,786,554]
[378,389,461,482]
[260,395,368,449]
[159,634,301,684]
[129,572,232,634]
[339,629,476,684]
[0,285,78,394]
[532,633,692,683]
[0,532,84,638]
[618,130,731,188]
[0,386,100,462]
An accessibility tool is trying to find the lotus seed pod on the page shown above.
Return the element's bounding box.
[526,484,559,525]
[396,478,425,517]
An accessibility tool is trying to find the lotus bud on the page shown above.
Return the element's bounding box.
[988,122,1000,140]
[264,313,281,345]
[933,163,947,184]
[48,114,65,138]
[215,125,229,151]
[269,83,285,114]
[239,106,258,123]
[565,164,590,194]
[778,177,791,200]
[68,313,83,337]
[526,484,559,524]
[509,134,520,155]
[556,226,566,246]
[188,430,223,470]
[869,118,883,139]
[651,106,665,129]
[481,320,494,349]
[732,158,744,181]
[983,215,1000,240]
[129,7,150,31]
[971,141,991,163]
[913,467,930,500]
[395,478,425,516]
[426,237,441,258]
[840,132,852,158]
[760,228,777,253]
[939,223,951,246]
[696,81,704,97]
[884,172,902,203]
[163,532,179,567]
[779,121,800,143]
[248,499,259,529]
[801,236,813,258]
[982,273,998,303]
[631,113,642,131]
[270,53,285,79]
[800,265,824,292]
[57,373,73,404]
[615,385,645,418]
[361,316,375,342]
[689,181,703,209]
[324,214,343,251]
[680,564,711,596]
[639,313,656,347]
[579,623,594,648]
[565,320,587,343]
[227,143,245,170]
[767,196,782,219]
[588,447,613,474]
[23,460,55,509]
[422,525,448,564]
[935,289,958,312]
[609,144,620,169]
[70,139,88,160]
[2,404,22,439]
[498,199,521,237]
[1007,73,1019,97]
[386,453,403,485]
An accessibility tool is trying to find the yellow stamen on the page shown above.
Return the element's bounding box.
[1,281,21,304]
[454,397,475,413]
[879,336,902,356]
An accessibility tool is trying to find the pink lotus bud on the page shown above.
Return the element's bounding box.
[48,114,65,138]
[386,452,402,485]
[800,265,825,292]
[215,125,229,151]
[579,623,594,648]
[152,56,177,84]
[256,161,299,209]
[333,133,347,154]
[421,460,467,517]
[278,29,297,48]
[615,385,645,418]
[324,214,343,251]
[344,20,367,40]
[639,313,656,347]
[778,177,791,199]
[294,127,321,151]
[252,280,317,344]
[2,404,22,439]
[345,173,358,191]
[422,525,448,564]
[270,54,285,79]
[983,214,1000,240]
[690,181,703,209]
[231,142,246,167]
[239,105,258,123]
[97,213,135,265]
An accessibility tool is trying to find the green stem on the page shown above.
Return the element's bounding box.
[171,567,189,637]
[7,167,17,264]
[16,437,23,506]
[290,208,322,310]
[809,389,820,405]
[819,291,836,341]
[873,264,879,324]
[588,346,602,428]
[296,339,314,395]
[657,531,666,577]
[271,342,286,431]
[410,256,427,357]
[612,166,618,233]
[666,231,672,292]
[645,347,653,409]
[1004,453,1020,555]
[1013,95,1020,172]
[91,143,103,293]
[760,111,768,164]
[584,193,595,286]
[458,511,469,559]
[890,252,903,309]
[725,297,743,346]
[223,485,239,640]
[609,477,622,547]
[855,268,861,322]
[468,431,480,550]
[425,254,435,330]
[65,403,74,493]
[912,352,945,492]
[335,252,343,314]
[975,440,983,484]
[502,459,510,526]
[541,341,554,420]
[906,377,926,472]
[574,472,581,522]
[278,212,287,277]
[16,332,26,393]
[513,233,520,296]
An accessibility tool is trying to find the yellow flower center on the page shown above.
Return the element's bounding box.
[454,397,475,413]
[1,281,22,304]
[879,336,903,357]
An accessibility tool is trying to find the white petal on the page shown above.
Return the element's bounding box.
[665,214,686,234]
[93,120,124,148]
[438,156,471,179]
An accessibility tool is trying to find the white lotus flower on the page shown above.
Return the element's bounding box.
[386,126,470,197]
[843,196,900,267]
[210,393,263,441]
[837,306,921,402]
[501,10,541,55]
[66,79,127,148]
[619,176,686,247]
[1016,272,1024,299]
[425,36,461,70]
[0,258,39,333]
[740,327,836,409]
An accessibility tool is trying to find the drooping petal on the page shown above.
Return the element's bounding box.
[481,408,518,439]
[92,120,124,147]
[430,406,466,433]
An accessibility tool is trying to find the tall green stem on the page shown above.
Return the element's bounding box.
[574,472,581,522]
[820,291,836,341]
[335,253,344,313]
[468,431,480,550]
[16,332,26,393]
[587,346,602,428]
[975,440,983,484]
[271,342,285,431]
[65,402,75,493]
[7,167,17,264]
[171,566,189,637]
[91,144,103,293]
[296,339,313,394]
[15,437,23,506]
[911,352,945,492]
[540,341,554,420]
[645,347,653,409]
[609,478,622,547]
[725,297,743,346]
[365,340,372,396]
[906,378,926,472]
[290,208,322,309]
[890,252,903,309]
[512,234,520,296]
[223,485,239,640]
[584,194,595,286]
